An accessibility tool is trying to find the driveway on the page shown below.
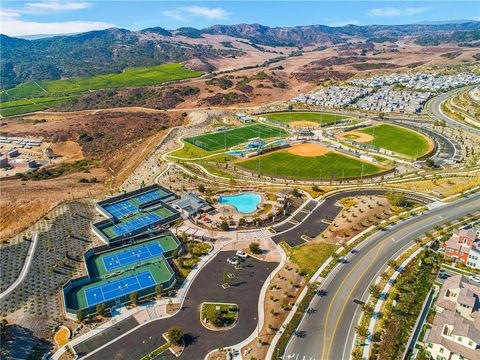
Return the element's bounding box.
[85,251,278,360]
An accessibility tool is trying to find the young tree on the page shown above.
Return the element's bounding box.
[220,221,229,231]
[249,242,261,254]
[76,310,84,323]
[155,284,163,297]
[197,184,206,193]
[167,326,184,345]
[96,303,106,316]
[129,292,139,306]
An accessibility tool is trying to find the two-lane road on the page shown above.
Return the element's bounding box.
[284,192,480,360]
[426,86,480,136]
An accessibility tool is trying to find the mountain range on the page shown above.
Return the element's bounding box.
[2,21,479,90]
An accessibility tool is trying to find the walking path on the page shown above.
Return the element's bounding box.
[0,233,38,301]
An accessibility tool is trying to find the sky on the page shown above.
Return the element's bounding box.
[1,1,479,37]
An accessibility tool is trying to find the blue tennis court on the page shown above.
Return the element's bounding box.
[111,212,162,237]
[104,200,138,218]
[135,190,166,205]
[85,270,156,307]
[103,243,164,272]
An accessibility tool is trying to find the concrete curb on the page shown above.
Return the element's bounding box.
[0,233,38,301]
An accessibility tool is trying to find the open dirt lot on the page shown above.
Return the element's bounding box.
[287,143,331,157]
[0,168,107,241]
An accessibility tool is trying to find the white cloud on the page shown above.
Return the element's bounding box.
[2,18,114,37]
[162,10,188,23]
[368,7,428,17]
[25,1,91,12]
[0,2,113,36]
[182,6,230,20]
[163,6,230,22]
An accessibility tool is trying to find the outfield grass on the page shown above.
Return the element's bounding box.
[237,150,384,179]
[185,124,287,151]
[357,124,431,158]
[0,95,78,116]
[2,64,203,100]
[261,112,346,124]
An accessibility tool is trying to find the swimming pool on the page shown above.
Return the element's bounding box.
[219,193,262,214]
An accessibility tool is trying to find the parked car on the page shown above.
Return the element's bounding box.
[227,257,239,266]
[236,250,249,259]
[469,275,480,283]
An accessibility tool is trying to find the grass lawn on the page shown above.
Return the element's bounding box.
[2,64,203,100]
[201,303,238,327]
[262,112,346,124]
[0,95,78,116]
[185,124,287,151]
[288,242,338,277]
[237,151,384,179]
[357,124,431,158]
[168,141,217,159]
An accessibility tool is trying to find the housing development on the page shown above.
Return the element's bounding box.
[0,2,479,360]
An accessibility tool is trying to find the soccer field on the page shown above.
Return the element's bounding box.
[237,150,384,179]
[2,64,203,100]
[357,124,432,158]
[185,124,287,151]
[262,112,346,125]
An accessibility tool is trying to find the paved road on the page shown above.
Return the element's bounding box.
[272,189,432,247]
[84,251,278,360]
[426,86,480,136]
[284,192,480,360]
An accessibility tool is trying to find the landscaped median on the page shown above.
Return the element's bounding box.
[200,302,238,330]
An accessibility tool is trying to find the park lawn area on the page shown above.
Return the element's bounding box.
[357,124,431,158]
[0,95,78,116]
[262,112,346,124]
[168,141,219,159]
[197,161,235,179]
[237,151,384,179]
[2,64,203,100]
[185,124,287,151]
[288,242,338,277]
[201,302,238,327]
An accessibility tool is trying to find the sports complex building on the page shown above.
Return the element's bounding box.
[92,184,180,244]
[62,233,180,319]
[63,185,183,319]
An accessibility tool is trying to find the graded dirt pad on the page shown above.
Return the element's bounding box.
[289,120,320,128]
[336,130,374,143]
[287,143,331,157]
[50,141,83,162]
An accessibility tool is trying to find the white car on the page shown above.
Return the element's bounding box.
[236,250,249,259]
[227,257,239,266]
[469,275,480,283]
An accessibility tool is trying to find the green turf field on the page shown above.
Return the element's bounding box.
[0,95,78,116]
[357,124,431,158]
[261,112,346,124]
[237,150,384,179]
[185,124,287,151]
[2,64,203,100]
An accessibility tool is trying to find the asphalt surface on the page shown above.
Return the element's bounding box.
[426,86,480,136]
[272,189,432,247]
[284,192,480,360]
[84,251,278,360]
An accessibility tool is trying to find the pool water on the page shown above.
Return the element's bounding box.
[219,193,262,214]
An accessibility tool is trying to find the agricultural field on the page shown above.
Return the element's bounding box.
[237,147,384,179]
[261,112,346,126]
[0,95,78,117]
[1,64,203,100]
[185,124,287,151]
[357,124,432,158]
